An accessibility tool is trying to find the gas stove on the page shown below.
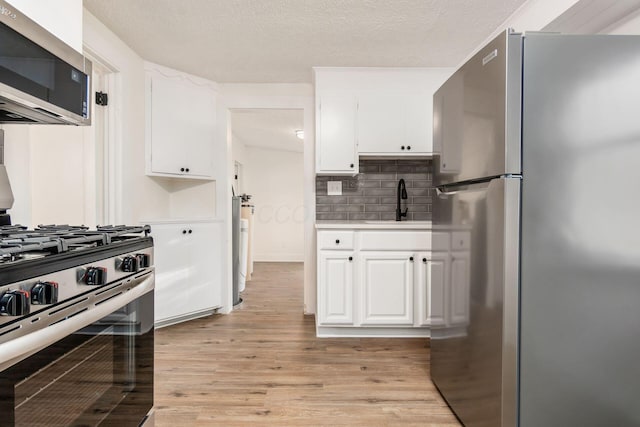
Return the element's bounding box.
[0,224,153,324]
[0,224,155,426]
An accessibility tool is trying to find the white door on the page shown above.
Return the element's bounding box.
[416,252,448,327]
[360,252,414,325]
[149,74,188,175]
[317,251,354,325]
[152,224,191,323]
[187,222,222,313]
[403,95,432,153]
[317,96,357,173]
[357,95,404,154]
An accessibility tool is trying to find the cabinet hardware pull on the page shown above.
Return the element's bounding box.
[401,146,405,150]
[182,230,187,234]
[335,239,340,244]
[348,256,353,261]
[350,163,354,168]
[188,229,193,234]
[409,257,414,261]
[186,168,190,172]
[180,167,185,172]
[407,146,411,150]
[422,258,427,263]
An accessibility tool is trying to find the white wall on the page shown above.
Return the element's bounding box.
[606,8,640,33]
[244,146,304,262]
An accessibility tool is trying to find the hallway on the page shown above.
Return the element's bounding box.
[154,262,459,426]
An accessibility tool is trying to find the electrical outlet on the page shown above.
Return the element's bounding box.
[327,181,342,196]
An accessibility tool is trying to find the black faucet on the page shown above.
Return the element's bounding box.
[396,178,408,221]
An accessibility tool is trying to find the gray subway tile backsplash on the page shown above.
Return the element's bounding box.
[316,159,433,221]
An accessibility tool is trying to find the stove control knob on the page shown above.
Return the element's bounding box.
[31,281,59,305]
[136,253,150,268]
[121,256,139,272]
[0,290,30,316]
[85,267,107,286]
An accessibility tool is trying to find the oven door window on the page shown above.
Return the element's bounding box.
[0,291,153,427]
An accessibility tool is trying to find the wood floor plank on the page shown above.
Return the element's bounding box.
[155,262,460,426]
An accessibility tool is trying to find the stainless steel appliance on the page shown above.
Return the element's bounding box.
[432,31,640,426]
[0,130,14,225]
[0,0,91,125]
[0,225,154,426]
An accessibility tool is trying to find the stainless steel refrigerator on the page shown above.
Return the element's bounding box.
[431,30,640,427]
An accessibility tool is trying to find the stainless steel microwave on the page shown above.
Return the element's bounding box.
[0,0,91,125]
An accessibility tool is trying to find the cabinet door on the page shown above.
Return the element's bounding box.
[149,74,189,175]
[416,252,448,327]
[317,251,355,325]
[360,252,414,325]
[183,84,216,177]
[317,96,358,174]
[148,73,216,178]
[186,222,222,312]
[450,251,470,325]
[151,224,191,323]
[404,95,432,153]
[357,95,405,154]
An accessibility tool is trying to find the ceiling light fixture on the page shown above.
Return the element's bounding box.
[295,130,304,140]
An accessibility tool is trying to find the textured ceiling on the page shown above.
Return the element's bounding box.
[231,109,305,153]
[83,0,527,83]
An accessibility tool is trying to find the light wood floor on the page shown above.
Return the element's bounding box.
[154,262,460,426]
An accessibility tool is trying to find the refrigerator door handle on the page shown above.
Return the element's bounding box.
[435,180,492,198]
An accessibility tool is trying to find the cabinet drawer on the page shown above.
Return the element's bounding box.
[360,231,434,250]
[451,231,471,250]
[318,231,355,250]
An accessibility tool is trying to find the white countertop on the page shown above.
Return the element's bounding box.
[315,220,433,230]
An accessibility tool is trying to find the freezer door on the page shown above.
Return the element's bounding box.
[520,34,640,427]
[433,30,521,186]
[431,177,520,427]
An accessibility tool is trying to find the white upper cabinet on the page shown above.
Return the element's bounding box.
[314,67,453,167]
[145,62,217,180]
[316,95,358,175]
[6,0,82,52]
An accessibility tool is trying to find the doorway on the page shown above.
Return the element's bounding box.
[230,109,305,303]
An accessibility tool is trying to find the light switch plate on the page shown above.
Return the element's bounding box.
[327,181,342,196]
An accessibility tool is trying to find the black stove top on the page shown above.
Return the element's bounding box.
[0,225,151,265]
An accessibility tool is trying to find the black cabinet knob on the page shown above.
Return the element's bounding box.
[407,146,411,150]
[31,281,59,305]
[335,239,340,244]
[409,257,414,261]
[180,167,185,172]
[186,168,190,172]
[182,230,187,234]
[401,146,405,150]
[188,229,193,234]
[348,256,353,261]
[422,258,427,263]
[350,163,354,168]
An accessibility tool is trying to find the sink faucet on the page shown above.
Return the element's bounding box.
[396,179,408,221]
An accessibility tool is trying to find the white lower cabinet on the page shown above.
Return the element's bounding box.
[360,252,414,325]
[316,228,470,337]
[149,220,223,327]
[416,252,449,327]
[317,251,355,325]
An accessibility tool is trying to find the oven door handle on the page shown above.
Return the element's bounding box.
[0,274,154,372]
